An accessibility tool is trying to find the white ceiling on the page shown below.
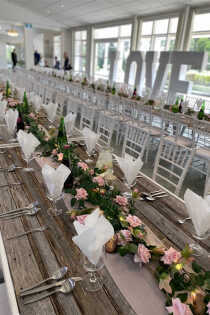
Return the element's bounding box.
[1,0,210,29]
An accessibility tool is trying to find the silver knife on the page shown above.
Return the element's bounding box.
[20,277,82,297]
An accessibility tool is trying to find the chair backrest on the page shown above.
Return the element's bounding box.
[55,93,68,115]
[122,124,150,160]
[97,112,116,147]
[80,105,95,130]
[153,136,195,196]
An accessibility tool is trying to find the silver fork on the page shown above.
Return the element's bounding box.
[7,225,47,240]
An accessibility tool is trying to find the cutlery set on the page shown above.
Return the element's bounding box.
[0,201,40,220]
[140,190,168,201]
[0,164,23,172]
[19,267,82,304]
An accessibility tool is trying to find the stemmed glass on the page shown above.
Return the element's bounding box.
[189,230,210,256]
[22,152,35,172]
[46,191,63,217]
[82,247,105,292]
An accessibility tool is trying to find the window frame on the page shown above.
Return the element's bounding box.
[73,29,88,75]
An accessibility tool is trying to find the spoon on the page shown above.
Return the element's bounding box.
[0,164,23,172]
[0,207,40,220]
[23,278,75,305]
[0,201,39,217]
[20,266,68,293]
[177,217,191,224]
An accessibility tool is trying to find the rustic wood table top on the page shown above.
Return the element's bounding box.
[0,126,209,315]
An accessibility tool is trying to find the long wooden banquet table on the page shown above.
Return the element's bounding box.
[0,122,210,314]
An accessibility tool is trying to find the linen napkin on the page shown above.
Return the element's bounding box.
[73,208,114,265]
[82,127,99,154]
[64,112,76,135]
[17,130,40,159]
[114,154,143,187]
[184,189,210,237]
[96,149,113,170]
[42,164,71,198]
[0,100,7,118]
[42,102,58,122]
[32,95,41,112]
[0,92,3,101]
[5,109,18,133]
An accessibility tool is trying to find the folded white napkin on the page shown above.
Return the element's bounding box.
[5,109,18,133]
[32,95,41,112]
[73,208,114,265]
[42,164,71,199]
[96,149,113,170]
[184,189,210,237]
[82,127,99,155]
[17,130,40,160]
[114,154,143,187]
[0,92,3,101]
[17,88,25,99]
[42,102,58,122]
[64,112,76,135]
[0,100,7,118]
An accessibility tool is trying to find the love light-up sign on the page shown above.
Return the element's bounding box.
[109,50,208,103]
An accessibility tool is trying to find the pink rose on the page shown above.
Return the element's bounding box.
[93,176,105,187]
[89,169,94,175]
[25,125,30,130]
[57,153,63,161]
[134,244,151,264]
[126,215,142,227]
[77,161,88,171]
[117,229,132,246]
[52,149,57,155]
[64,144,70,149]
[75,188,88,200]
[29,112,35,119]
[166,298,193,315]
[207,302,210,315]
[115,195,128,207]
[161,247,181,265]
[76,214,88,225]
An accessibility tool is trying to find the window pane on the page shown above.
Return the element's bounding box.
[142,21,153,35]
[170,17,178,34]
[75,30,87,40]
[190,35,210,66]
[168,36,176,50]
[139,37,151,51]
[193,13,210,32]
[154,36,167,51]
[75,41,87,56]
[94,26,119,39]
[94,42,117,79]
[154,19,169,34]
[120,24,132,37]
[117,39,131,82]
[74,56,86,72]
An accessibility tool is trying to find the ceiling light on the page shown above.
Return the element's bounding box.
[8,29,18,37]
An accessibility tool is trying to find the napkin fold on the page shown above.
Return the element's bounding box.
[42,102,58,122]
[42,164,71,198]
[96,149,113,170]
[64,112,76,135]
[0,100,7,118]
[184,189,210,237]
[5,109,18,133]
[82,127,99,154]
[17,130,40,159]
[32,95,41,112]
[114,154,143,187]
[73,208,114,265]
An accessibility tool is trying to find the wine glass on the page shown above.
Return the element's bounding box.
[46,191,63,217]
[189,230,210,256]
[22,152,35,172]
[82,247,105,292]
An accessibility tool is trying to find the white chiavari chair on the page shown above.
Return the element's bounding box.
[97,112,116,147]
[153,136,195,196]
[80,104,95,130]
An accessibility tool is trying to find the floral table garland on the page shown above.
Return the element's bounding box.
[2,81,210,315]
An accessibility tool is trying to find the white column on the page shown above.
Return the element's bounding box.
[43,32,54,67]
[24,25,34,70]
[174,6,194,51]
[130,16,139,51]
[86,26,93,78]
[0,42,7,69]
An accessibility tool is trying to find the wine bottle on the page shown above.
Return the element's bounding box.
[6,81,11,98]
[23,91,29,114]
[62,158,74,189]
[57,116,67,148]
[16,110,25,132]
[197,101,205,120]
[172,97,179,113]
[132,87,137,98]
[111,84,116,95]
[178,98,184,113]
